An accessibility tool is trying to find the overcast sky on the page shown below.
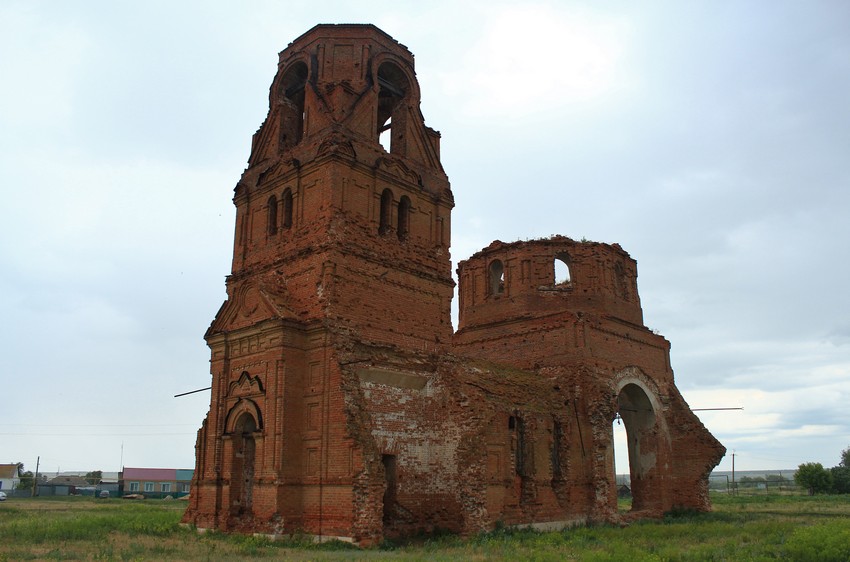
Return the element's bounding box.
[2,1,848,477]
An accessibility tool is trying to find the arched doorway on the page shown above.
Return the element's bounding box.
[231,412,257,514]
[614,381,668,513]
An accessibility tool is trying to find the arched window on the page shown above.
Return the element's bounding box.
[376,62,409,154]
[282,188,293,229]
[397,195,411,240]
[489,260,505,295]
[554,253,572,285]
[267,195,278,235]
[379,188,393,235]
[279,62,308,149]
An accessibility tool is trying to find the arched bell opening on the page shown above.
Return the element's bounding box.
[279,61,308,149]
[376,61,409,154]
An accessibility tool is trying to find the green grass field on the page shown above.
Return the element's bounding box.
[0,494,848,561]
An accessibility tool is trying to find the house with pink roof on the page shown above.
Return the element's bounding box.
[120,467,193,497]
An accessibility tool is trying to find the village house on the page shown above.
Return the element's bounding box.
[0,464,19,491]
[121,467,193,497]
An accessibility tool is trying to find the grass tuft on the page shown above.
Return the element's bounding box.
[785,521,850,562]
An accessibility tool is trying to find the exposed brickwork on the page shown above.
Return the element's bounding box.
[181,24,725,544]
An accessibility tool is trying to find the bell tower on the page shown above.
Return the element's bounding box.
[184,24,454,541]
[224,24,454,348]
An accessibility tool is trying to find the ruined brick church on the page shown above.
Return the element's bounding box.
[182,24,725,544]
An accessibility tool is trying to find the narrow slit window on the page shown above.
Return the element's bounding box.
[397,196,411,240]
[514,417,526,477]
[379,189,393,235]
[551,420,563,480]
[282,188,293,229]
[267,195,278,236]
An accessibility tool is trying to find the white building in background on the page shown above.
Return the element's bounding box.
[0,464,20,491]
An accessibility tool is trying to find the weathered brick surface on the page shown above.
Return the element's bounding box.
[181,24,725,544]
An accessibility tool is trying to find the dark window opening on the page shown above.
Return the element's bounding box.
[279,62,308,149]
[282,188,293,229]
[514,417,526,477]
[376,62,409,154]
[397,195,411,240]
[489,260,505,295]
[382,454,397,523]
[379,188,393,235]
[552,420,563,480]
[267,195,278,236]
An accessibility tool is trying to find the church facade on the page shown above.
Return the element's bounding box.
[181,24,725,545]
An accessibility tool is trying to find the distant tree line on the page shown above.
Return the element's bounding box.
[794,445,850,495]
[738,473,789,485]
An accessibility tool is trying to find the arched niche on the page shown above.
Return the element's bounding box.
[397,195,411,240]
[379,188,394,235]
[282,188,293,229]
[267,195,278,236]
[228,409,259,514]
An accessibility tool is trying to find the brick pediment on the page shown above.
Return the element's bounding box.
[207,278,298,336]
[375,156,420,185]
[317,133,356,159]
[228,371,264,398]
